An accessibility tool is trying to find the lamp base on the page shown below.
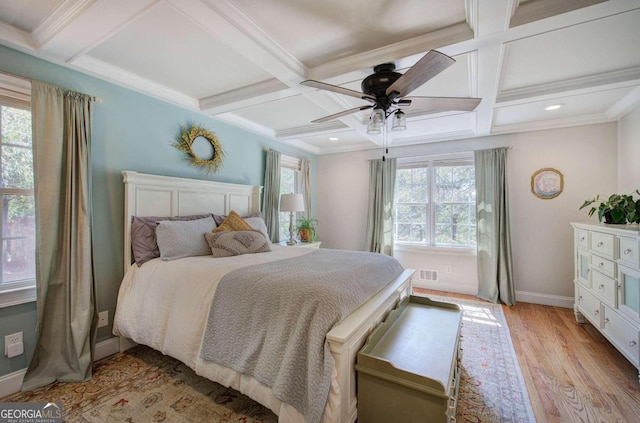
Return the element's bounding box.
[287,211,297,245]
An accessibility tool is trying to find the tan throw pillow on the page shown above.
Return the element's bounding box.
[205,230,272,257]
[213,210,254,233]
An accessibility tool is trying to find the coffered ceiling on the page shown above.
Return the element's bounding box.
[1,0,639,154]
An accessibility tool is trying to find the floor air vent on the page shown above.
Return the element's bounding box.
[419,269,439,281]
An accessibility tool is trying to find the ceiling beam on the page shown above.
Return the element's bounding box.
[199,79,296,115]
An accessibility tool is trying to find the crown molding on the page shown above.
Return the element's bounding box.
[213,112,275,139]
[199,79,292,114]
[308,22,474,82]
[0,21,35,52]
[273,138,322,155]
[606,86,640,120]
[71,55,199,110]
[497,67,640,104]
[31,0,95,48]
[491,113,610,135]
[276,121,348,140]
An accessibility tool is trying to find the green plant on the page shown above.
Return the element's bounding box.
[295,217,318,241]
[579,190,640,224]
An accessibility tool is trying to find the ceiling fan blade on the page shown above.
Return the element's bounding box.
[386,50,456,99]
[402,96,482,113]
[311,105,374,123]
[301,80,376,102]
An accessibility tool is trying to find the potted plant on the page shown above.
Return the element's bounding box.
[296,217,318,242]
[579,190,640,224]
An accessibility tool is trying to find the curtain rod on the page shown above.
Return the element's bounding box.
[0,70,102,103]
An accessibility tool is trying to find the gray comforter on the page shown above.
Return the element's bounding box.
[200,249,404,423]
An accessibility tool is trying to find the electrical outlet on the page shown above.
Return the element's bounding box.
[5,332,23,356]
[446,265,452,274]
[98,311,108,328]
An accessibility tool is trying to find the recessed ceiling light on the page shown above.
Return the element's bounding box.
[545,104,564,111]
[329,137,339,141]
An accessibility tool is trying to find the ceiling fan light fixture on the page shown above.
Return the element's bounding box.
[367,108,384,135]
[392,110,406,131]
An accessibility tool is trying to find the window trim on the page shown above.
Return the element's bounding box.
[394,152,476,250]
[0,73,35,308]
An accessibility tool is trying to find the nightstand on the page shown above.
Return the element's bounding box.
[278,241,321,249]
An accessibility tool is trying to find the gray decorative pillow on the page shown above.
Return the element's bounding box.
[244,216,272,245]
[131,213,214,266]
[156,216,216,261]
[204,230,272,258]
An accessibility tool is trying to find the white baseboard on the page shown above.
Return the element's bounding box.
[515,290,574,308]
[412,279,574,309]
[0,338,121,398]
[411,279,477,296]
[0,368,26,399]
[94,337,120,361]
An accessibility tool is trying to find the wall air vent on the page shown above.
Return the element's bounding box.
[419,269,439,281]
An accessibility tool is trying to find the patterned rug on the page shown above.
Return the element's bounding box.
[2,295,535,422]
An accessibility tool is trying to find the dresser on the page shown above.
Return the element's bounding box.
[356,296,462,422]
[571,222,640,382]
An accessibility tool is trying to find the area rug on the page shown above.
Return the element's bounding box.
[3,295,536,422]
[426,294,537,423]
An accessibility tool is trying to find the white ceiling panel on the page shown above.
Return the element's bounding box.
[501,9,640,92]
[232,0,467,68]
[87,2,272,99]
[1,0,638,154]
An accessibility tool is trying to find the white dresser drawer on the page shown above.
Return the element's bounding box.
[591,231,615,259]
[590,254,615,278]
[577,229,589,250]
[578,286,602,328]
[591,270,617,308]
[603,305,640,367]
[619,237,640,268]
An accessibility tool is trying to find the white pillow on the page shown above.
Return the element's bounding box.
[156,216,216,261]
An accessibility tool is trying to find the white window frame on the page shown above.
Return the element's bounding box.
[394,152,476,254]
[0,73,35,307]
[278,154,303,243]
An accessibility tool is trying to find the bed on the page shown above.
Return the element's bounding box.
[113,171,413,423]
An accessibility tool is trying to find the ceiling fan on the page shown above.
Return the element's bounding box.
[300,50,481,132]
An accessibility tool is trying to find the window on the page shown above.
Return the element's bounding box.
[279,155,302,242]
[0,74,35,307]
[394,155,476,249]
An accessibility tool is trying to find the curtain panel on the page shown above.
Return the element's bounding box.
[301,159,311,219]
[474,147,515,305]
[263,149,281,243]
[22,82,97,391]
[365,158,397,256]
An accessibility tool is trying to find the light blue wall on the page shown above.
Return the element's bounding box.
[0,45,317,377]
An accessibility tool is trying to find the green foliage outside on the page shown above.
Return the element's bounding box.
[1,106,34,221]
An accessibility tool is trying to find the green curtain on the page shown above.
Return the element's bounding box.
[22,81,97,391]
[474,147,515,305]
[263,149,281,243]
[301,159,311,219]
[366,158,397,255]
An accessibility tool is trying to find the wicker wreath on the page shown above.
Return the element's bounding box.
[173,123,224,174]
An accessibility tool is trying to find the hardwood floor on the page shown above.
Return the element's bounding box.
[415,288,640,423]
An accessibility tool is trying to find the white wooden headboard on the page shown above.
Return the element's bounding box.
[122,171,262,272]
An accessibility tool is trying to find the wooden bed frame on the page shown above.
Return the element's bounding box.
[120,170,413,422]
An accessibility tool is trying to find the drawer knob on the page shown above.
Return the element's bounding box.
[604,318,610,324]
[579,295,583,300]
[598,262,604,268]
[624,248,632,256]
[594,309,599,315]
[630,340,637,347]
[597,241,604,247]
[598,284,604,290]
[580,237,585,242]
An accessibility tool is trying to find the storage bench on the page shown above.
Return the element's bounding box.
[356,295,463,422]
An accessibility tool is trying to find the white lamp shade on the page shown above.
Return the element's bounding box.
[280,193,305,212]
